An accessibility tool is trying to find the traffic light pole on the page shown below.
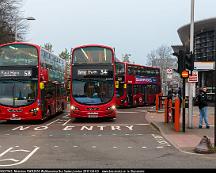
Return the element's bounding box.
[188,0,195,129]
[182,78,186,132]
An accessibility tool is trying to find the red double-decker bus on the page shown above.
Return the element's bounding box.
[115,62,161,107]
[70,44,116,119]
[0,42,67,121]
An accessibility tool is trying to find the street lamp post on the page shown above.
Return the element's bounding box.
[188,0,195,128]
[15,17,36,41]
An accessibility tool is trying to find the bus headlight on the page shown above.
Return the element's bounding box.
[30,107,39,113]
[107,105,116,111]
[71,105,79,111]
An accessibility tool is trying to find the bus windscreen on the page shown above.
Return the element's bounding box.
[0,80,37,107]
[73,47,112,64]
[72,79,114,105]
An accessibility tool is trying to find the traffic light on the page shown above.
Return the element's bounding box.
[185,52,194,73]
[173,50,185,73]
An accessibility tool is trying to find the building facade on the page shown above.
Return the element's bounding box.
[175,18,216,102]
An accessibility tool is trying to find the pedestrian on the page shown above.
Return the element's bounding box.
[196,86,209,129]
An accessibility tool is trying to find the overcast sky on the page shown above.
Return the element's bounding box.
[22,0,216,64]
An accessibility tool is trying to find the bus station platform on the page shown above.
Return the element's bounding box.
[145,106,216,155]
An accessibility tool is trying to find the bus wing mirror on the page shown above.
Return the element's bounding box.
[40,82,45,90]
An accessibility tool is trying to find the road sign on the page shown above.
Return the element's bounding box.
[166,68,173,74]
[181,70,189,78]
[188,70,198,83]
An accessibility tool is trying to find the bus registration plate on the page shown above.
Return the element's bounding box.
[88,112,98,118]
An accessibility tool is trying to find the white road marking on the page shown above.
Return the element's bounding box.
[125,134,130,136]
[62,119,71,126]
[112,134,117,136]
[10,150,30,153]
[0,159,19,162]
[80,126,93,131]
[54,146,59,148]
[142,147,147,149]
[111,126,121,131]
[98,134,102,136]
[45,119,61,126]
[139,110,147,113]
[128,147,133,149]
[65,123,149,126]
[92,146,96,148]
[113,147,118,149]
[156,146,164,149]
[49,134,53,137]
[152,134,171,147]
[12,123,150,131]
[0,148,13,157]
[5,134,10,136]
[73,146,79,148]
[117,111,138,114]
[34,126,48,131]
[0,146,39,167]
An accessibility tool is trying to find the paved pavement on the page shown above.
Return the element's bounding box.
[145,106,216,155]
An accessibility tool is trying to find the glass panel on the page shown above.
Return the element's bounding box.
[0,44,38,66]
[73,47,113,64]
[72,79,114,105]
[0,80,37,107]
[116,62,125,75]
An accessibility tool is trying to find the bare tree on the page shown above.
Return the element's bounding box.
[146,45,179,93]
[59,48,71,78]
[122,53,132,63]
[0,0,27,43]
[42,43,53,52]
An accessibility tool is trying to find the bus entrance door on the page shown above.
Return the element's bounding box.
[143,85,148,105]
[127,84,133,106]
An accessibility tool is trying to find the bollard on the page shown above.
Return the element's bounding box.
[194,136,214,154]
[159,93,163,110]
[174,97,180,132]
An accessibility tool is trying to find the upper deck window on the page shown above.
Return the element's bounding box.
[0,44,38,66]
[116,62,125,75]
[73,47,113,64]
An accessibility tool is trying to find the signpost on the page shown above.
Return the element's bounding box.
[188,71,198,83]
